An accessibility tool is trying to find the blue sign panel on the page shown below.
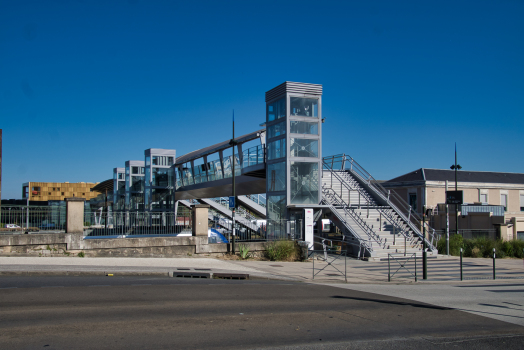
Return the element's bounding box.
[229,196,235,209]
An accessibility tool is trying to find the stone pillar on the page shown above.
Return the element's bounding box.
[66,198,85,233]
[192,204,209,237]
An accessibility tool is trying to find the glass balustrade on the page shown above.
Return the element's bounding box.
[176,145,265,187]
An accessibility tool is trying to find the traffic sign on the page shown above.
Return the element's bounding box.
[229,196,235,209]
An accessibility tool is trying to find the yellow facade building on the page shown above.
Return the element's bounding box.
[22,182,101,201]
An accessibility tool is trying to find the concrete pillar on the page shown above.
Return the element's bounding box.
[66,198,85,234]
[192,204,209,237]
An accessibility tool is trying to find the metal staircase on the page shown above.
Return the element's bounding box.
[322,154,438,260]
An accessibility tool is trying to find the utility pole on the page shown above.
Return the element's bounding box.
[450,143,462,237]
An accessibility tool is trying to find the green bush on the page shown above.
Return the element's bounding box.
[438,235,524,258]
[77,251,85,258]
[264,240,298,261]
[437,234,463,256]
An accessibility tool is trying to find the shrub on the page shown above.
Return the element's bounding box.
[437,234,463,256]
[471,247,481,258]
[439,235,524,258]
[238,244,251,260]
[77,251,85,258]
[264,240,299,261]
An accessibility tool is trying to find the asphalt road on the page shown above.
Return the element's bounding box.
[1,276,523,349]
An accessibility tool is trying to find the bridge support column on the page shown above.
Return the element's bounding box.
[66,197,85,234]
[192,204,210,237]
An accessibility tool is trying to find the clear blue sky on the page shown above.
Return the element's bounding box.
[1,0,523,200]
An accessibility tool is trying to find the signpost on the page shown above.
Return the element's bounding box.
[446,191,463,205]
[228,196,235,209]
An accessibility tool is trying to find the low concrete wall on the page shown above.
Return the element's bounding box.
[0,233,268,258]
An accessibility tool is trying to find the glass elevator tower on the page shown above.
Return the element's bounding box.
[265,82,323,238]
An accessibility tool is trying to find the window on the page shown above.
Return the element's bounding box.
[153,156,174,166]
[132,167,140,174]
[290,162,319,204]
[118,173,124,180]
[520,194,524,212]
[501,194,507,211]
[290,97,318,117]
[61,192,64,195]
[290,138,318,158]
[480,193,488,204]
[267,139,286,160]
[267,161,286,192]
[409,193,417,212]
[267,98,286,122]
[267,120,286,138]
[290,121,318,135]
[152,168,169,187]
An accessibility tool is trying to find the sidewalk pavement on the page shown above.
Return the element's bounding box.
[1,255,523,284]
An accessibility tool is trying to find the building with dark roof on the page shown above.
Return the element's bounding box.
[383,168,524,240]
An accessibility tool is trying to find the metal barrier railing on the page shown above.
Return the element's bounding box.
[83,211,190,237]
[388,253,417,282]
[1,209,66,232]
[310,249,347,282]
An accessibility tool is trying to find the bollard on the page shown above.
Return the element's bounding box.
[384,256,388,284]
[404,236,407,257]
[460,248,463,281]
[493,248,496,280]
[423,249,427,280]
[414,254,417,282]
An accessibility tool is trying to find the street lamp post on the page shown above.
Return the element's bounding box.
[230,110,237,255]
[450,143,462,236]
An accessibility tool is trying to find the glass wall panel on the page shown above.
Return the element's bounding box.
[267,161,286,192]
[213,159,223,180]
[290,121,318,135]
[267,138,286,160]
[267,120,286,139]
[175,168,183,188]
[290,162,319,204]
[182,163,193,186]
[151,188,173,210]
[152,168,169,187]
[267,195,287,239]
[267,98,286,122]
[290,97,318,117]
[131,176,144,192]
[223,156,232,178]
[290,138,318,158]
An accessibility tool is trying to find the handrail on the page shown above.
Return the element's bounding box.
[329,170,422,249]
[318,197,374,253]
[323,154,438,251]
[323,164,413,244]
[322,187,385,249]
